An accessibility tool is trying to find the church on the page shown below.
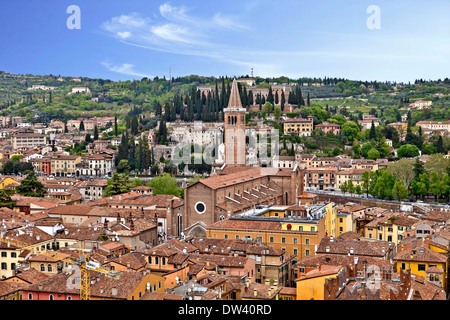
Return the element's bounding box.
[168,79,305,238]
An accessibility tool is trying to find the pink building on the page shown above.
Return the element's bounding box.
[315,121,341,135]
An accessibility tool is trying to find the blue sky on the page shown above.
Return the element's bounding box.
[0,0,449,82]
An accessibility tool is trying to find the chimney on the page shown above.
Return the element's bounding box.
[254,288,258,297]
[111,287,118,296]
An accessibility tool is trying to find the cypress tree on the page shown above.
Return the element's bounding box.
[93,125,99,140]
[248,90,253,106]
[131,116,139,135]
[281,91,286,112]
[114,114,118,136]
[369,121,376,140]
[267,86,274,105]
[436,135,445,153]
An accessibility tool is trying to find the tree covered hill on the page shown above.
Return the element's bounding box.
[0,70,449,124]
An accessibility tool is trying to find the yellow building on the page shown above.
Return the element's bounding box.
[241,278,282,300]
[0,177,19,189]
[50,155,81,177]
[295,265,341,300]
[27,254,60,276]
[122,272,165,301]
[320,202,352,238]
[0,242,23,279]
[394,238,448,291]
[0,228,56,278]
[363,213,418,244]
[207,215,319,260]
[335,169,369,190]
[283,116,314,136]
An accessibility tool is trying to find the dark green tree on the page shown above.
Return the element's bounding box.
[93,125,99,140]
[0,189,17,209]
[16,171,45,197]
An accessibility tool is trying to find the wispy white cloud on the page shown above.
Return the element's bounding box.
[101,13,151,33]
[101,61,153,79]
[159,3,195,24]
[99,2,255,72]
[117,31,132,39]
[212,13,250,31]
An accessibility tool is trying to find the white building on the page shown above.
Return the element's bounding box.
[69,87,91,95]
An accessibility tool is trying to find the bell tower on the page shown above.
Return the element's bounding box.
[224,79,246,167]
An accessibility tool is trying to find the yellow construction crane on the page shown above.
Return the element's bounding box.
[0,232,120,300]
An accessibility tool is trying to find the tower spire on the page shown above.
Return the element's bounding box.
[227,78,243,109]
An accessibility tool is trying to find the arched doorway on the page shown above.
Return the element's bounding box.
[188,225,207,238]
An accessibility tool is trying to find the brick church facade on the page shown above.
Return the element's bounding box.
[167,79,305,238]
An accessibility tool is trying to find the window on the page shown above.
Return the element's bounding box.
[47,264,53,272]
[418,264,426,272]
[305,249,310,256]
[49,295,54,300]
[293,238,298,244]
[67,296,72,300]
[195,202,206,214]
[1,263,6,270]
[310,227,315,232]
[162,257,166,266]
[269,237,274,243]
[235,235,239,240]
[293,249,298,255]
[281,237,286,244]
[379,234,383,240]
[305,238,310,245]
[148,256,152,264]
[40,264,45,272]
[28,293,33,300]
[224,234,228,239]
[1,252,6,257]
[154,256,159,265]
[387,235,392,242]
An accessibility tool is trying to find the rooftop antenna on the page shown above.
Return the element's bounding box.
[251,68,253,78]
